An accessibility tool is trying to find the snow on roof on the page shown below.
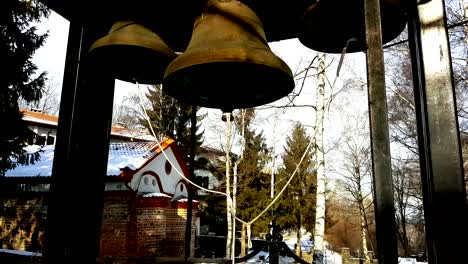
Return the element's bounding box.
[107,142,160,175]
[5,145,55,177]
[110,126,156,141]
[5,140,174,177]
[142,192,172,198]
[177,198,200,203]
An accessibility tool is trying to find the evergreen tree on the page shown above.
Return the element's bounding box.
[275,122,316,235]
[0,0,49,175]
[235,109,271,235]
[142,84,205,158]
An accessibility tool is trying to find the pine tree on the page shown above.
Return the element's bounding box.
[0,0,49,175]
[274,122,316,253]
[142,84,205,158]
[235,109,271,235]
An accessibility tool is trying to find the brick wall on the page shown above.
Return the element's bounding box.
[100,191,134,257]
[0,190,199,258]
[0,194,47,252]
[98,192,199,258]
[134,196,170,256]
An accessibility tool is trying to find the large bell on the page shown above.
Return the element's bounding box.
[299,0,407,53]
[163,0,295,111]
[88,21,177,84]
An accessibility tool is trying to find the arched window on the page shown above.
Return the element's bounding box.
[165,160,172,175]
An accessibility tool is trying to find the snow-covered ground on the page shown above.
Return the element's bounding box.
[398,257,428,264]
[324,249,342,264]
[0,248,42,256]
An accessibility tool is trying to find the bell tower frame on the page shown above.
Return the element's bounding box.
[35,1,468,263]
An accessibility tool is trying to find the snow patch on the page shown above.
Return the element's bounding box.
[142,192,171,198]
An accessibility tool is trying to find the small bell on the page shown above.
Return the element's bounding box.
[89,21,177,84]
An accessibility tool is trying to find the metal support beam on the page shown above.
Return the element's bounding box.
[45,23,115,264]
[364,0,398,263]
[185,104,197,262]
[407,0,468,263]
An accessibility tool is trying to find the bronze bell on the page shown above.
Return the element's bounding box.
[299,0,407,53]
[88,21,177,84]
[163,0,295,111]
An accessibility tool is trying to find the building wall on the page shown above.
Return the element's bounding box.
[0,190,199,257]
[100,191,134,257]
[28,125,56,145]
[0,193,47,252]
[131,147,189,196]
[165,202,198,257]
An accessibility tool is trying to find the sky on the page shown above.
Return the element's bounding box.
[32,10,370,172]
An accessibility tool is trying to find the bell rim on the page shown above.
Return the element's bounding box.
[163,62,295,110]
[164,48,292,79]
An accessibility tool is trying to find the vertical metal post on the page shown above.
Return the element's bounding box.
[45,23,115,264]
[407,0,468,263]
[269,221,279,264]
[185,104,197,262]
[364,0,398,263]
[45,22,82,264]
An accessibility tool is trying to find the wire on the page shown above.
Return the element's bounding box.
[136,83,316,258]
[136,83,230,198]
[245,131,315,225]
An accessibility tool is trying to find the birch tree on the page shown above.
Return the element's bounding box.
[313,53,326,260]
[224,112,233,258]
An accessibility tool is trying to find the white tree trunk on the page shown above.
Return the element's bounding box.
[225,113,233,258]
[313,53,326,255]
[232,161,238,259]
[360,205,371,263]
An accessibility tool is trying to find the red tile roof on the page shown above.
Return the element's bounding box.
[20,109,154,141]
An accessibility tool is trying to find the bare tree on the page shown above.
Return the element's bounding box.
[392,158,425,256]
[112,93,148,129]
[335,112,373,263]
[19,80,60,115]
